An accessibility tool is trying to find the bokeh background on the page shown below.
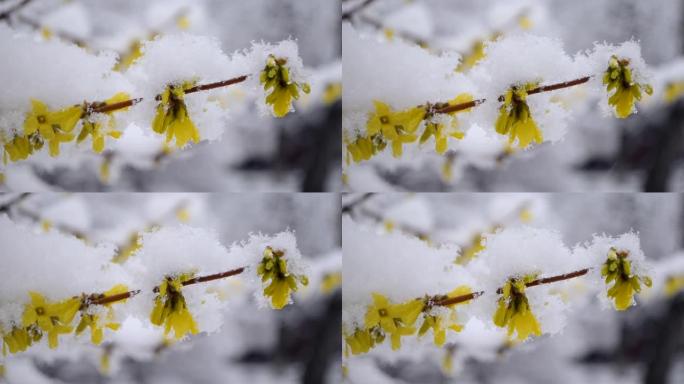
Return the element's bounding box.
[0,192,342,384]
[342,192,684,384]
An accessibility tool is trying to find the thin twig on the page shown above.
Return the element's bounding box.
[435,268,590,306]
[435,76,591,115]
[91,75,249,114]
[90,267,247,305]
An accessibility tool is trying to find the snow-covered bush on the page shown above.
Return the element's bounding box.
[0,212,309,373]
[340,193,684,382]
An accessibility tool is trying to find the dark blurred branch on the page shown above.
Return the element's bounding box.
[0,192,30,213]
[342,0,377,20]
[0,0,32,20]
[644,293,684,384]
[643,99,684,191]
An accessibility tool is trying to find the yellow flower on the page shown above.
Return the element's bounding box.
[492,276,542,341]
[2,326,32,355]
[344,328,375,356]
[78,93,129,153]
[495,83,543,149]
[260,55,310,117]
[603,55,653,118]
[152,82,201,148]
[456,40,486,73]
[115,40,144,71]
[257,246,308,309]
[112,232,142,264]
[3,135,34,163]
[322,82,342,105]
[22,292,81,349]
[601,248,651,310]
[150,274,199,340]
[23,99,82,157]
[664,275,684,297]
[345,134,384,164]
[367,101,426,157]
[456,233,485,265]
[664,81,684,104]
[76,285,128,344]
[320,272,342,294]
[418,286,473,346]
[364,293,423,350]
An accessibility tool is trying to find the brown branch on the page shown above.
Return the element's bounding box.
[435,76,591,115]
[90,267,247,306]
[90,75,249,114]
[435,268,590,306]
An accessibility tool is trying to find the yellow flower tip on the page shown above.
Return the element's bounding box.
[322,82,342,105]
[320,271,342,294]
[603,55,653,118]
[257,246,307,309]
[492,276,542,341]
[665,275,684,297]
[260,55,308,118]
[601,248,651,310]
[495,83,543,149]
[152,82,201,148]
[344,328,375,355]
[150,274,199,340]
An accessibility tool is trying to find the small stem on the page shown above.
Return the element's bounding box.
[435,76,591,115]
[91,267,247,306]
[90,75,249,114]
[342,193,374,214]
[0,0,33,20]
[435,268,590,306]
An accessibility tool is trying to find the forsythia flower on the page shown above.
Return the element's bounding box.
[257,246,308,309]
[367,101,426,157]
[495,83,543,149]
[603,55,653,118]
[24,99,83,157]
[3,135,34,163]
[260,55,310,117]
[2,327,33,355]
[78,93,129,153]
[364,293,424,350]
[601,248,652,310]
[152,82,201,148]
[664,275,684,297]
[323,82,342,105]
[418,286,473,346]
[22,292,81,349]
[321,271,342,294]
[150,274,199,340]
[345,134,385,164]
[344,328,375,356]
[76,284,128,344]
[664,81,684,104]
[493,275,542,341]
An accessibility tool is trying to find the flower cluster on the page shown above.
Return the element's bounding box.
[150,273,199,340]
[603,55,653,118]
[492,275,542,341]
[257,246,309,309]
[601,247,652,310]
[260,55,310,117]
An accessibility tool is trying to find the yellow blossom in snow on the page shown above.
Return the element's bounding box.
[344,328,375,356]
[150,274,199,340]
[603,55,653,118]
[78,92,129,153]
[364,293,424,350]
[495,83,543,149]
[76,285,128,344]
[601,248,651,310]
[23,99,83,157]
[260,55,310,117]
[152,81,201,148]
[257,246,308,309]
[22,292,81,349]
[492,275,542,341]
[366,101,426,157]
